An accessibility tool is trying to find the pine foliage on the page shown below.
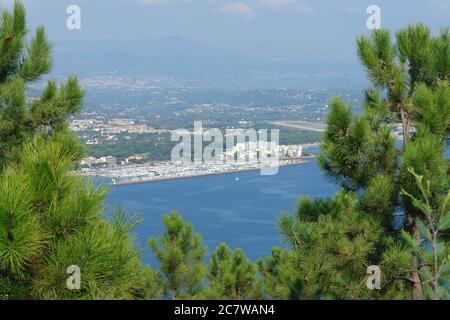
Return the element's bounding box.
[0,2,149,300]
[201,243,260,300]
[278,23,449,300]
[148,212,207,299]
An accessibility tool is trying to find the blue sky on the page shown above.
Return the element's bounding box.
[1,0,448,74]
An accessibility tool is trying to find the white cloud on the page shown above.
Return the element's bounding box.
[294,3,313,15]
[259,0,293,10]
[259,0,313,15]
[138,0,193,5]
[139,0,161,4]
[219,2,255,18]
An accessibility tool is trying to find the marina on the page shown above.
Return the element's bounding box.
[80,157,314,186]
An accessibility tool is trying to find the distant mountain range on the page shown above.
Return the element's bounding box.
[51,36,365,81]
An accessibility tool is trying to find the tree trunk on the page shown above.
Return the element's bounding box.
[401,105,423,300]
[400,104,410,143]
[410,220,424,300]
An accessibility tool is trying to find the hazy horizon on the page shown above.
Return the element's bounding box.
[2,0,449,78]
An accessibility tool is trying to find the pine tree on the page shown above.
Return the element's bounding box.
[275,192,412,299]
[401,169,450,300]
[0,1,83,166]
[0,132,150,299]
[148,212,207,299]
[0,1,151,300]
[257,247,309,299]
[201,243,260,300]
[277,24,449,299]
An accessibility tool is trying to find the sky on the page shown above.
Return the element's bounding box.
[0,0,449,75]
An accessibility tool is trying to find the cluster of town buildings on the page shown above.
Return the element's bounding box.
[80,154,149,167]
[229,142,302,160]
[80,156,117,167]
[69,117,170,145]
[79,143,303,169]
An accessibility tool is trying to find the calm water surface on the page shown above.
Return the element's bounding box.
[105,160,337,266]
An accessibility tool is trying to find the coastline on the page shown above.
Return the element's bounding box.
[90,157,315,187]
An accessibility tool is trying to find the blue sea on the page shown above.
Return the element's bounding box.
[105,159,337,266]
[104,143,450,266]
